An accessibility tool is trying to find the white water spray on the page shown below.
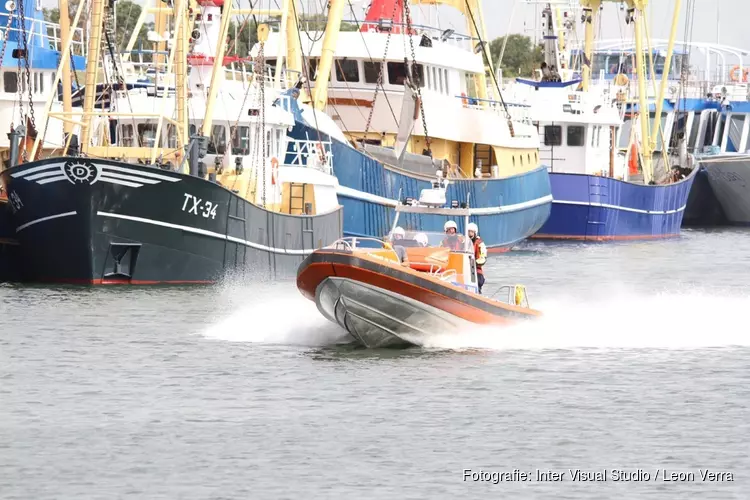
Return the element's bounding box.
[202,284,350,346]
[416,290,750,351]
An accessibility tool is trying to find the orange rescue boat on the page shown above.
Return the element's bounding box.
[296,198,541,348]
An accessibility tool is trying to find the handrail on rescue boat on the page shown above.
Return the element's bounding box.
[491,285,530,308]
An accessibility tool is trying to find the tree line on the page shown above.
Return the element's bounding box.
[43,3,541,77]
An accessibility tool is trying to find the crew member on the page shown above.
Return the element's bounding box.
[441,220,465,250]
[390,226,410,266]
[467,222,487,294]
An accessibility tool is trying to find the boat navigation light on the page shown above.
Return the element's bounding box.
[451,200,459,208]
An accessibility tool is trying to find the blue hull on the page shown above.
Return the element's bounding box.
[287,122,552,250]
[532,170,697,240]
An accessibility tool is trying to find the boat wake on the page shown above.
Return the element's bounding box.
[202,282,351,346]
[410,289,750,351]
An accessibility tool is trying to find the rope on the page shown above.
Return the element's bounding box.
[462,0,513,131]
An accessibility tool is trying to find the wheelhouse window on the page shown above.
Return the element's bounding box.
[567,125,585,147]
[387,62,424,87]
[231,125,250,155]
[208,125,226,155]
[364,61,381,84]
[120,124,134,147]
[166,124,179,149]
[544,125,562,146]
[307,58,330,81]
[335,59,359,82]
[3,72,17,93]
[138,124,158,147]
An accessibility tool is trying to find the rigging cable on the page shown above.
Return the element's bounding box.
[462,0,513,127]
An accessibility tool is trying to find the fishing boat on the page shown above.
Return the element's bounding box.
[689,93,750,225]
[296,177,541,348]
[0,0,86,281]
[507,0,698,241]
[0,0,343,284]
[256,0,552,251]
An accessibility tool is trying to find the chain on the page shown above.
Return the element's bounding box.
[0,12,14,77]
[258,42,267,208]
[404,0,431,154]
[362,0,399,142]
[17,0,36,133]
[0,12,12,129]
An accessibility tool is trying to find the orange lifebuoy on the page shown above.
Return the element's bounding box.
[729,65,749,82]
[270,157,279,185]
[461,92,469,107]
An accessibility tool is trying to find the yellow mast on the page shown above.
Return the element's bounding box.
[580,0,601,91]
[273,0,290,88]
[285,3,303,79]
[632,3,652,182]
[80,0,105,153]
[150,0,189,164]
[199,0,234,137]
[58,0,73,137]
[29,0,86,159]
[649,0,682,151]
[311,0,346,111]
[174,5,188,149]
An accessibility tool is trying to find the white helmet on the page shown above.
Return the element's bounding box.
[415,232,429,246]
[392,226,405,237]
[467,222,478,234]
[444,220,457,231]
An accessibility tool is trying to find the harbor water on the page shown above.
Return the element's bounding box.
[1,227,749,499]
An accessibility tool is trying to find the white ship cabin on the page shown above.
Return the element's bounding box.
[509,82,625,178]
[257,24,541,179]
[92,83,338,217]
[0,5,87,154]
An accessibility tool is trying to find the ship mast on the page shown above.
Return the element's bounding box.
[29,0,87,159]
[580,0,600,92]
[587,0,681,184]
[311,0,347,111]
[58,0,73,141]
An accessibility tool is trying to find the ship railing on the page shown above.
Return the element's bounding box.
[455,94,533,123]
[0,12,86,56]
[285,138,334,175]
[329,237,388,251]
[341,19,480,51]
[491,285,530,308]
[328,237,402,263]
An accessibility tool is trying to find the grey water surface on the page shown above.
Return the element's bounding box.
[1,227,749,499]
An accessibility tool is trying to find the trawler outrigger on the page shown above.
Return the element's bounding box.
[296,176,541,348]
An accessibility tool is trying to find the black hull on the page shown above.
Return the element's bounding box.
[682,166,728,227]
[0,157,343,284]
[0,200,22,282]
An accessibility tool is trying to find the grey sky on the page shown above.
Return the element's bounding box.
[40,0,749,52]
[481,0,748,50]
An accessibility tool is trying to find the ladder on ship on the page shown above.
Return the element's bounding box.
[288,183,309,215]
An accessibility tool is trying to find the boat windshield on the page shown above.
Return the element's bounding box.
[387,229,472,253]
